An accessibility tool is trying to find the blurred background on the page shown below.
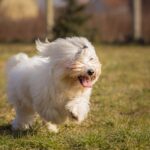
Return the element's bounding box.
[0,0,149,44]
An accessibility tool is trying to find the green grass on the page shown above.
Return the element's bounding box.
[0,44,150,150]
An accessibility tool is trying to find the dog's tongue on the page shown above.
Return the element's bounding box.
[81,77,92,88]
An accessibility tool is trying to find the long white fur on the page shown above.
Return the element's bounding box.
[6,37,101,132]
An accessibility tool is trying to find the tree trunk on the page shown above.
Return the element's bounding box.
[133,0,142,41]
[45,0,54,39]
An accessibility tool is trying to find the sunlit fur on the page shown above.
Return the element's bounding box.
[6,37,101,132]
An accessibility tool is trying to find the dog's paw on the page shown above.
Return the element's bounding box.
[47,123,58,133]
[66,99,90,123]
[12,119,29,130]
[70,112,79,121]
[70,108,85,124]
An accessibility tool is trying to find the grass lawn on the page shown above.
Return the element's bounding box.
[0,43,150,150]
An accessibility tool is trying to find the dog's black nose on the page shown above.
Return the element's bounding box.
[87,69,94,76]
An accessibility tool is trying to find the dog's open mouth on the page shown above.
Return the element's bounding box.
[78,76,92,88]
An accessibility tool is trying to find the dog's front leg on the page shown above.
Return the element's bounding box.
[66,98,90,123]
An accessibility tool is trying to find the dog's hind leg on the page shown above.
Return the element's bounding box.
[46,122,58,133]
[42,120,58,133]
[12,103,35,130]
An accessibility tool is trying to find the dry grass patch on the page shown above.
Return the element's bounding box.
[0,44,150,150]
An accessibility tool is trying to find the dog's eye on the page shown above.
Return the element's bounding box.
[82,45,88,49]
[89,58,94,61]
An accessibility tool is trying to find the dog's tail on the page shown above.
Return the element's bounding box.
[6,53,29,72]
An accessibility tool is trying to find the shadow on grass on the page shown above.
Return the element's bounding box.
[0,124,38,138]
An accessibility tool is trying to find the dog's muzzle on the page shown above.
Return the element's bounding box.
[78,69,96,88]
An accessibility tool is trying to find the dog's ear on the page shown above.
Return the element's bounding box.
[76,45,87,58]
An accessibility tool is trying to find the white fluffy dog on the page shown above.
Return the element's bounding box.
[6,37,101,132]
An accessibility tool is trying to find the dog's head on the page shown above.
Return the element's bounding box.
[36,37,101,88]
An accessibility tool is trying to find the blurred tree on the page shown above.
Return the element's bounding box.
[52,0,89,39]
[46,0,54,38]
[133,0,142,42]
